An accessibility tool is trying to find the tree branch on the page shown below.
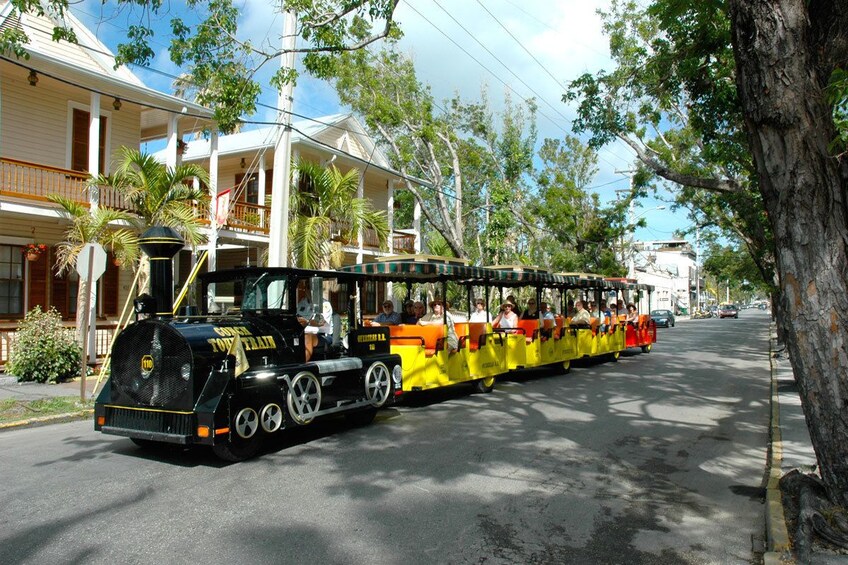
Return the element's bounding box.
[619,134,746,193]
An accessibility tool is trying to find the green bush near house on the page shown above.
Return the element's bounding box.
[7,307,82,383]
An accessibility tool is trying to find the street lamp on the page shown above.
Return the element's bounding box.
[628,204,666,279]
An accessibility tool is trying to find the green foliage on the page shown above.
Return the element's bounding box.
[90,147,210,248]
[7,307,81,384]
[565,0,774,286]
[329,43,537,262]
[289,159,388,269]
[826,68,848,155]
[525,136,625,275]
[48,194,139,275]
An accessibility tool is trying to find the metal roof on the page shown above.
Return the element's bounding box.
[340,257,650,290]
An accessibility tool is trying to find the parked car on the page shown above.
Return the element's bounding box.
[719,304,739,318]
[650,309,675,327]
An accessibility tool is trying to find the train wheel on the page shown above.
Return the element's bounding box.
[287,371,322,425]
[473,376,495,394]
[234,407,259,438]
[365,362,391,407]
[610,351,620,362]
[345,408,378,427]
[260,403,284,433]
[213,405,261,461]
[641,343,652,353]
[562,360,571,373]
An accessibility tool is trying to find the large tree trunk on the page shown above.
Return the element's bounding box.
[728,0,848,505]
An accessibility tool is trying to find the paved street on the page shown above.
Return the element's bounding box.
[0,312,770,564]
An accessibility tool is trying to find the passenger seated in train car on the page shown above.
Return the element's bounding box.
[469,298,489,323]
[493,301,518,328]
[567,299,575,317]
[417,299,458,352]
[540,302,555,321]
[412,301,426,320]
[626,303,639,324]
[571,300,592,326]
[507,294,522,317]
[371,300,402,326]
[295,281,334,360]
[520,298,539,320]
[401,300,418,324]
[599,299,613,332]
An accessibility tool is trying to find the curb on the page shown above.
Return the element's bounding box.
[763,327,792,564]
[0,409,93,432]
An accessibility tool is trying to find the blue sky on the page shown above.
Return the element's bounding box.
[72,0,693,243]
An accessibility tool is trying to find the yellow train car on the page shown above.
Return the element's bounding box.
[341,257,655,399]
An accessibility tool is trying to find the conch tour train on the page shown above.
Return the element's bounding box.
[94,227,658,461]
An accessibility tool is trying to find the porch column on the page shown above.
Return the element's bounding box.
[166,115,179,170]
[356,172,364,264]
[87,92,100,209]
[207,130,219,272]
[387,179,395,254]
[258,154,266,229]
[413,198,422,254]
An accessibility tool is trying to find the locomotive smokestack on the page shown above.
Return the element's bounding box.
[139,226,184,315]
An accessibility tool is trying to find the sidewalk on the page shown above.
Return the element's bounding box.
[0,374,101,401]
[764,327,818,564]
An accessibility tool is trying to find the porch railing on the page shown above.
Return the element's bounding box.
[0,157,130,210]
[223,200,270,234]
[330,220,416,254]
[0,159,415,247]
[0,322,116,372]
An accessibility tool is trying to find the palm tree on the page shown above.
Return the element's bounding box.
[289,160,389,270]
[48,195,139,339]
[89,147,210,293]
[91,146,210,246]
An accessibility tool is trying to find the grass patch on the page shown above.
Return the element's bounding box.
[0,396,93,424]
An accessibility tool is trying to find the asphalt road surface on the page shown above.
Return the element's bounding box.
[0,311,771,564]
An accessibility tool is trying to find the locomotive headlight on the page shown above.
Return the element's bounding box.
[180,363,191,381]
[392,365,403,387]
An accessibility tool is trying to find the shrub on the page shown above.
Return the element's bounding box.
[7,306,81,383]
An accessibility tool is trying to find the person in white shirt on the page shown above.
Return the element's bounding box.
[469,298,489,323]
[492,302,518,328]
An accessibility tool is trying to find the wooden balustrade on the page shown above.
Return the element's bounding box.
[0,160,415,247]
[0,157,131,210]
[0,323,117,370]
[224,200,270,234]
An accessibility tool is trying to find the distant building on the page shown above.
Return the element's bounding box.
[632,239,700,314]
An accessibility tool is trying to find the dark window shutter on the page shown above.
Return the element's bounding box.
[102,253,119,316]
[27,250,49,311]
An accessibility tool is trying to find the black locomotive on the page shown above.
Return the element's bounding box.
[94,227,402,461]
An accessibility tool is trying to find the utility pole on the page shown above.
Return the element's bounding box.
[267,9,297,267]
[627,197,636,279]
[696,229,701,312]
[614,171,636,278]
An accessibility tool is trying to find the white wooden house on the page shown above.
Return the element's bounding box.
[0,2,214,366]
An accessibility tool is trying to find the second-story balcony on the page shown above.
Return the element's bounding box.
[2,159,418,250]
[330,220,416,254]
[0,157,131,210]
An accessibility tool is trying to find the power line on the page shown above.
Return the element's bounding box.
[474,0,565,91]
[404,1,569,131]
